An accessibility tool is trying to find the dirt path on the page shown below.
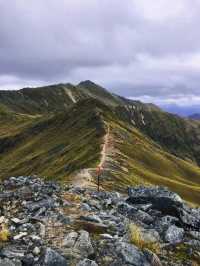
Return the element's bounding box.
[98,125,110,168]
[72,125,110,188]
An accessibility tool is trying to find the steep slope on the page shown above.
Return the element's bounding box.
[116,103,200,166]
[0,99,106,180]
[90,107,200,205]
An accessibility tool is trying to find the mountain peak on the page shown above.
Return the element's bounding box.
[78,80,97,87]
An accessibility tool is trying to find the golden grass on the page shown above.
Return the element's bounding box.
[0,225,10,242]
[129,224,160,254]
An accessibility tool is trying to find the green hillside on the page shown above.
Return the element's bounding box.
[0,98,199,204]
[0,82,200,204]
[0,99,106,180]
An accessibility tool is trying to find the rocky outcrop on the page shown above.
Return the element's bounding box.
[127,186,200,229]
[0,176,199,265]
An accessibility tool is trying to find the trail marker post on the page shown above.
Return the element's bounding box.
[96,166,102,192]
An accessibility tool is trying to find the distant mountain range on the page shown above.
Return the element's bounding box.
[189,113,200,120]
[0,80,200,204]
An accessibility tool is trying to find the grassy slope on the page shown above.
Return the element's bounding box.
[0,83,200,204]
[0,100,105,181]
[102,110,200,205]
[116,104,200,166]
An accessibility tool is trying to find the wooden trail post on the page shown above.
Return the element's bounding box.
[96,166,102,192]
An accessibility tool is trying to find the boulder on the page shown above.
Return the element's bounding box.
[164,225,184,244]
[127,186,183,214]
[41,248,67,266]
[116,242,150,266]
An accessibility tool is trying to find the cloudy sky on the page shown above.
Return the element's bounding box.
[1,0,200,115]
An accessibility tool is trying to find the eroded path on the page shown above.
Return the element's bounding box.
[72,124,111,188]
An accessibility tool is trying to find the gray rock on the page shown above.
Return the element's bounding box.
[0,258,22,266]
[0,246,26,259]
[116,242,150,266]
[74,230,94,257]
[81,203,92,211]
[41,248,67,266]
[76,259,98,266]
[188,230,200,240]
[143,249,162,266]
[80,215,102,224]
[127,186,183,211]
[25,198,56,212]
[63,231,78,248]
[140,229,160,243]
[180,206,200,229]
[165,225,184,244]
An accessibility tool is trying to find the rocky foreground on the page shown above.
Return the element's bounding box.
[0,177,199,265]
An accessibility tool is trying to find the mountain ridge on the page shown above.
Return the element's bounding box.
[1,81,200,205]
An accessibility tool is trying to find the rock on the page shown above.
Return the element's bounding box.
[63,232,78,248]
[0,245,26,259]
[25,198,56,212]
[188,230,200,240]
[21,254,35,266]
[76,220,108,234]
[81,203,92,212]
[13,232,28,240]
[33,247,40,256]
[143,249,162,266]
[76,259,98,266]
[0,258,22,266]
[0,216,6,224]
[164,225,184,244]
[99,234,113,239]
[80,215,102,224]
[116,242,150,266]
[179,206,200,229]
[41,248,67,266]
[140,229,160,243]
[117,202,153,225]
[11,218,28,225]
[127,186,183,213]
[74,230,94,257]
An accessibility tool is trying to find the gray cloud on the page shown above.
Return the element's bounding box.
[1,0,200,111]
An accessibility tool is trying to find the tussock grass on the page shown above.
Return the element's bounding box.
[129,224,160,254]
[0,225,10,242]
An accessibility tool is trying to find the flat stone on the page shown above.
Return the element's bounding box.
[99,234,113,239]
[80,215,102,224]
[13,232,28,240]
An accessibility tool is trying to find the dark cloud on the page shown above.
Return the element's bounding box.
[0,0,200,111]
